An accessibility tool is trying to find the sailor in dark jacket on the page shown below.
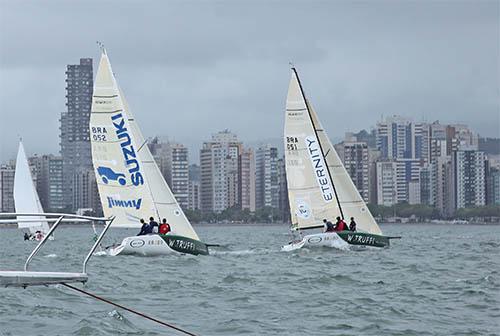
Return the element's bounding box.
[137,219,150,236]
[349,217,357,231]
[149,217,159,234]
[323,219,335,232]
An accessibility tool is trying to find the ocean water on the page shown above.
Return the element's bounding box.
[0,223,499,336]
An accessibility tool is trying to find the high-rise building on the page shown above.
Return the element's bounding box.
[239,148,255,212]
[433,156,455,217]
[376,116,425,160]
[73,169,102,215]
[376,158,421,205]
[419,163,434,206]
[342,141,370,203]
[31,155,64,211]
[200,130,242,213]
[149,139,190,209]
[60,58,94,211]
[0,164,15,212]
[453,150,485,209]
[376,161,397,206]
[255,145,280,209]
[486,166,500,205]
[188,164,201,211]
[408,180,421,205]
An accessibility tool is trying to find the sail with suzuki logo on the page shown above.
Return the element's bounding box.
[281,68,399,251]
[90,50,208,256]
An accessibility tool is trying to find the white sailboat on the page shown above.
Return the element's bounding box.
[13,141,51,241]
[90,50,208,256]
[282,68,397,251]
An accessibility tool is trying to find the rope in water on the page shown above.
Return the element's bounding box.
[62,283,199,336]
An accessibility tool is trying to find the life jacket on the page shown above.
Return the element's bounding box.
[159,223,171,234]
[335,220,347,231]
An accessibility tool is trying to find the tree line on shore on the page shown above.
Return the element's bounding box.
[184,203,500,223]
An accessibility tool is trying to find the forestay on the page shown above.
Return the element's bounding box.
[284,69,342,230]
[14,141,49,235]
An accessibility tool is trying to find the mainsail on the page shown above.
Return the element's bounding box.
[14,141,50,235]
[284,68,382,235]
[90,52,199,240]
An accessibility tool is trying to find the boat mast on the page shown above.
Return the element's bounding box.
[291,67,345,220]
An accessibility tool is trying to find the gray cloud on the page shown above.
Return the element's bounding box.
[1,0,498,162]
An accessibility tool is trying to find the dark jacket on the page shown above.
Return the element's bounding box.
[138,223,151,235]
[325,221,335,232]
[349,221,357,231]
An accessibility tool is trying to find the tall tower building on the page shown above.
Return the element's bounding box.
[188,164,201,211]
[31,155,64,212]
[0,164,15,212]
[376,115,425,160]
[342,141,370,203]
[453,150,485,209]
[239,147,256,212]
[60,58,94,211]
[149,139,190,209]
[200,130,242,213]
[255,145,280,209]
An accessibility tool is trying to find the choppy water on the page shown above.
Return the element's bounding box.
[0,223,499,336]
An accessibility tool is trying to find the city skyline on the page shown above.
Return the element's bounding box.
[1,1,499,163]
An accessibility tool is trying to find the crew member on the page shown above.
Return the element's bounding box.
[349,217,357,232]
[159,218,171,235]
[334,216,348,231]
[323,219,335,232]
[24,232,30,241]
[149,217,159,234]
[137,219,150,236]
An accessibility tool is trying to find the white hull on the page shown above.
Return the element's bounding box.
[281,232,350,252]
[107,234,178,256]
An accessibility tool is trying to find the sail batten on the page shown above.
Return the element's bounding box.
[284,69,382,235]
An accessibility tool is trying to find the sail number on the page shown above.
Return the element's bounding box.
[91,126,108,142]
[286,136,299,151]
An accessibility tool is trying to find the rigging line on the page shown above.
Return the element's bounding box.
[62,283,199,336]
[291,68,345,219]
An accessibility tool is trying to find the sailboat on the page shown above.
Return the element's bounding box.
[90,50,208,256]
[13,141,51,241]
[281,68,397,251]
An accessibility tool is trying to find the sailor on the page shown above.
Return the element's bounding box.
[35,230,43,240]
[349,217,357,232]
[24,232,30,241]
[334,216,348,231]
[149,217,159,234]
[159,218,171,235]
[323,219,335,232]
[137,219,150,236]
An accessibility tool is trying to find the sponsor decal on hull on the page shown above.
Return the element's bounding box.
[129,239,145,248]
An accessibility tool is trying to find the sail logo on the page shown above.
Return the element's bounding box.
[111,113,144,186]
[107,196,142,210]
[305,136,334,203]
[296,200,311,219]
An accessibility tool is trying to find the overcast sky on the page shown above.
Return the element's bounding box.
[0,0,498,163]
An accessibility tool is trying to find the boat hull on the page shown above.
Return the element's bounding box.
[281,231,390,251]
[107,234,209,256]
